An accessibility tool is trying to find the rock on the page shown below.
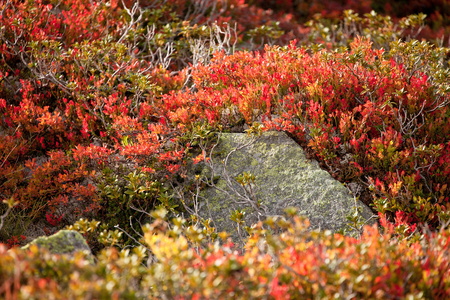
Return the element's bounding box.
[22,230,94,262]
[191,131,375,243]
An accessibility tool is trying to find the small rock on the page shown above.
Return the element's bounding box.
[22,230,94,262]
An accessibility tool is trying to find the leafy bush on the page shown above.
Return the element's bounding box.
[0,0,450,297]
[1,209,449,299]
[160,37,450,231]
[0,0,299,243]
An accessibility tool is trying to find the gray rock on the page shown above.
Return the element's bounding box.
[22,230,93,262]
[191,131,375,242]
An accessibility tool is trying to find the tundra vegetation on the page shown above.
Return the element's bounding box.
[0,0,449,298]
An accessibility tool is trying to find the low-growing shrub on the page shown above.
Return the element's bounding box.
[1,1,450,296]
[158,37,450,231]
[0,209,449,299]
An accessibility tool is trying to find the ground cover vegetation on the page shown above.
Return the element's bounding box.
[0,0,449,298]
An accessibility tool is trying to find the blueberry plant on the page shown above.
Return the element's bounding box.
[0,0,449,298]
[1,208,450,298]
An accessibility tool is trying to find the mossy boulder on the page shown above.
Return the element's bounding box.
[21,230,93,262]
[192,131,375,243]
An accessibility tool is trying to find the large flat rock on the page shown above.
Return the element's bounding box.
[193,131,374,241]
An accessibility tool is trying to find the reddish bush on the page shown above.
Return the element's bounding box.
[0,0,449,267]
[0,0,449,296]
[158,38,450,230]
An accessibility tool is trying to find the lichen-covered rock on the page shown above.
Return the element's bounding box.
[22,230,93,262]
[193,131,375,242]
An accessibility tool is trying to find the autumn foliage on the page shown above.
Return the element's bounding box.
[1,209,450,298]
[0,0,449,298]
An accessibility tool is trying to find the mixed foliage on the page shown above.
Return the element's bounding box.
[1,209,450,299]
[0,0,449,298]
